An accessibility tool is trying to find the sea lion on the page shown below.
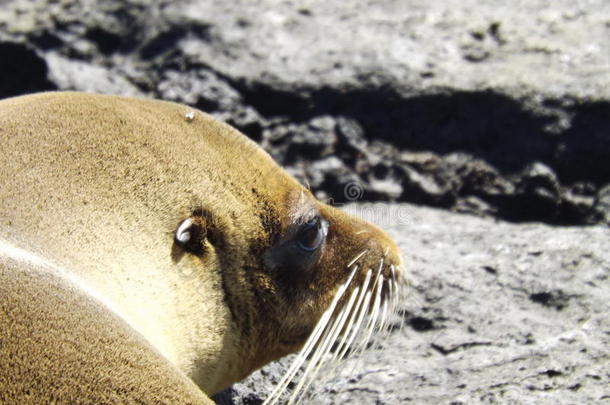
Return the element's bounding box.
[0,92,405,404]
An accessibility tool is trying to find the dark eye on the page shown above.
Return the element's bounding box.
[263,213,329,275]
[296,216,328,252]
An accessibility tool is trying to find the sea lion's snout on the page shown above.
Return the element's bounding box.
[318,202,405,302]
[262,197,406,405]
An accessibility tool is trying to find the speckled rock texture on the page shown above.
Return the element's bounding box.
[0,0,608,403]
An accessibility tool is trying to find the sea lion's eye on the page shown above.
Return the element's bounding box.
[296,216,328,252]
[264,213,328,274]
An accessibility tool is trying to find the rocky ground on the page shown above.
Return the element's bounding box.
[0,0,608,403]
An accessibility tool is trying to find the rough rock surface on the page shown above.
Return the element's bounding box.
[0,0,609,225]
[215,203,609,404]
[0,1,608,403]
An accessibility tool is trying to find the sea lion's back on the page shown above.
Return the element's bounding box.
[0,253,213,404]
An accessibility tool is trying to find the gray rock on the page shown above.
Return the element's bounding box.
[396,163,454,206]
[335,117,368,157]
[172,0,610,99]
[518,162,561,197]
[367,175,403,201]
[46,52,143,96]
[594,184,610,225]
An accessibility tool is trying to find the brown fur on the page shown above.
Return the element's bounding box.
[0,92,403,403]
[0,256,213,405]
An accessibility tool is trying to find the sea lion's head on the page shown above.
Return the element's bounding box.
[171,110,405,401]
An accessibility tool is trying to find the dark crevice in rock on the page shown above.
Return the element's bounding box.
[0,42,57,99]
[85,27,124,54]
[431,341,493,355]
[30,31,64,50]
[229,80,610,225]
[542,369,563,378]
[408,316,435,332]
[237,82,610,187]
[529,290,573,311]
[213,389,263,405]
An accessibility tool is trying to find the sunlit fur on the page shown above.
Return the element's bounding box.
[0,92,405,403]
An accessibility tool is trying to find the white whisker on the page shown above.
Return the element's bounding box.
[333,269,373,362]
[343,283,375,378]
[385,266,406,337]
[390,265,399,315]
[383,278,398,339]
[328,284,361,364]
[357,261,384,343]
[397,277,407,334]
[289,286,359,404]
[347,250,367,268]
[288,320,335,404]
[372,258,384,290]
[354,271,384,358]
[378,295,390,338]
[326,264,382,383]
[328,291,364,364]
[263,266,358,405]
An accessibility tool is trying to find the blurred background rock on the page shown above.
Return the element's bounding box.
[1,0,608,225]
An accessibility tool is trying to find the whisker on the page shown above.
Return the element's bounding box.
[354,271,384,358]
[288,319,336,404]
[262,266,358,405]
[389,266,399,318]
[372,258,384,290]
[397,275,408,334]
[355,260,384,346]
[383,279,399,339]
[347,250,368,268]
[342,283,375,379]
[391,266,406,335]
[333,269,373,362]
[328,288,366,364]
[378,295,390,339]
[326,263,382,385]
[289,268,372,403]
[289,286,360,404]
[327,283,362,364]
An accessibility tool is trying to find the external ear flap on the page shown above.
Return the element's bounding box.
[174,214,208,256]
